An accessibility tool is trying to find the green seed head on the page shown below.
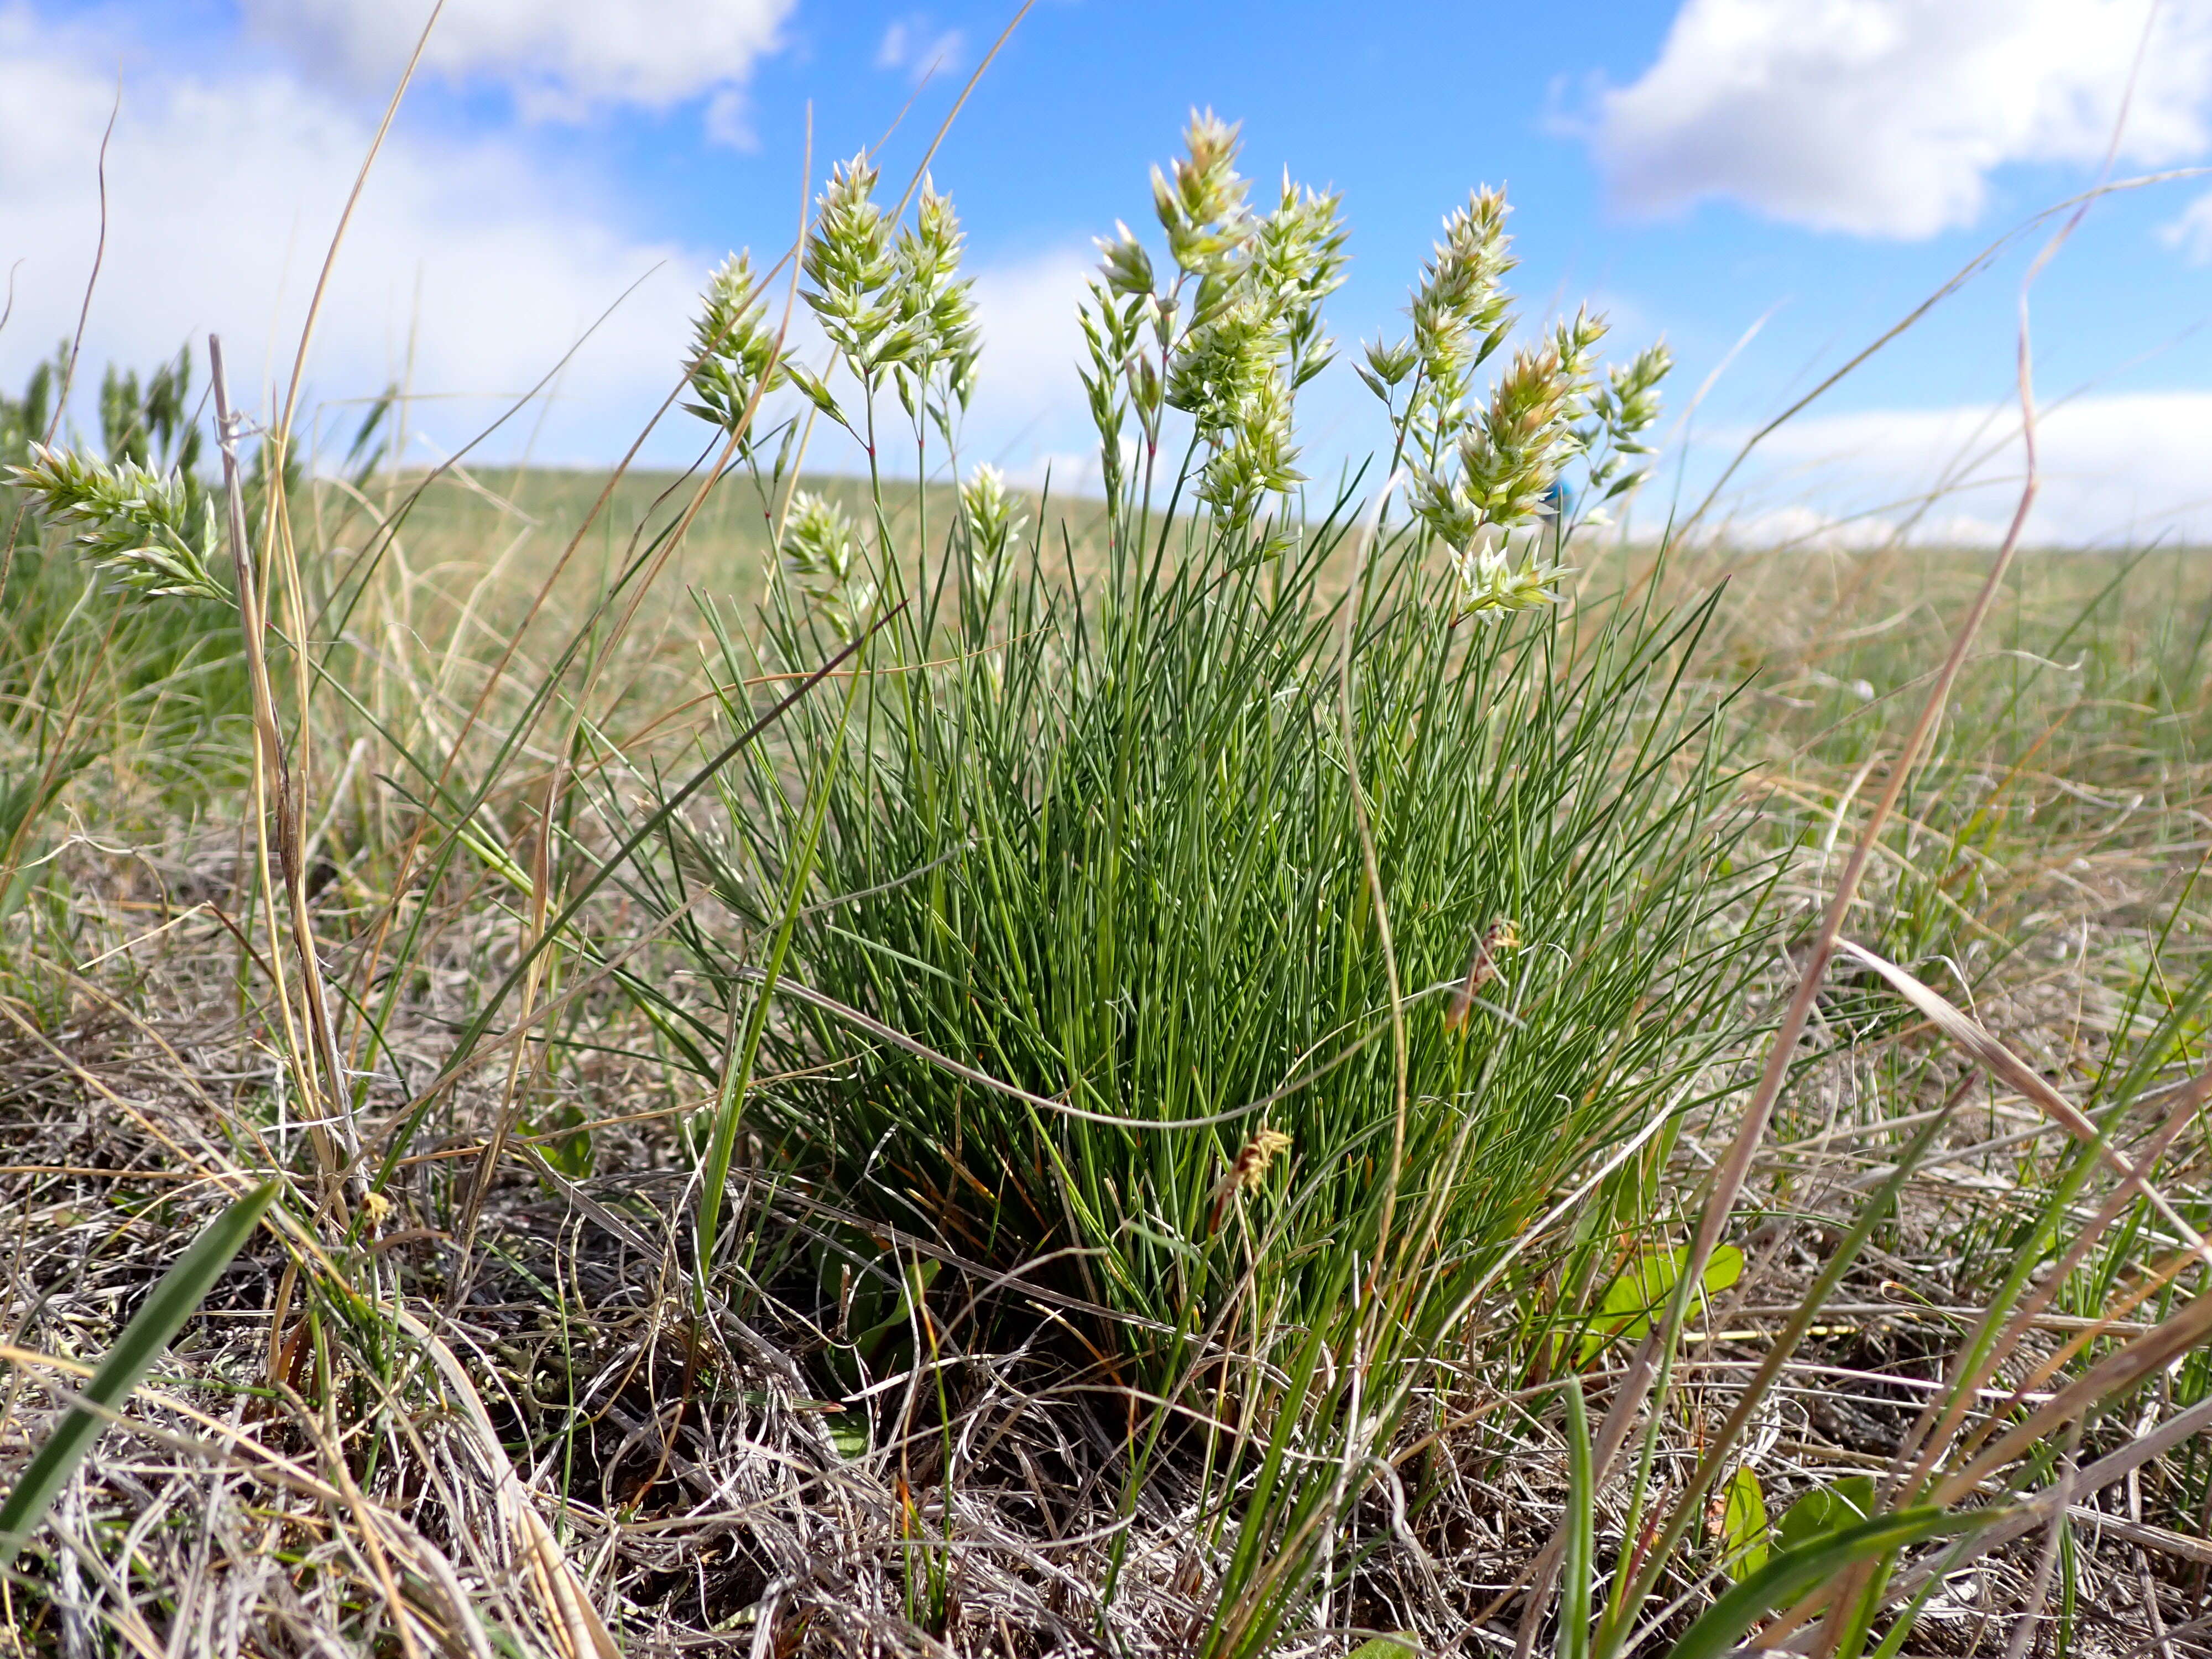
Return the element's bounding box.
[8,442,228,604]
[1451,541,1572,625]
[685,251,784,437]
[960,462,1026,583]
[891,178,983,411]
[1095,222,1156,298]
[1153,108,1255,279]
[804,155,904,378]
[780,489,874,633]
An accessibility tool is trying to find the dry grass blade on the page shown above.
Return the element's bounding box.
[387,1304,620,1659]
[1832,937,2210,1263]
[211,337,359,1201]
[1936,1291,2212,1500]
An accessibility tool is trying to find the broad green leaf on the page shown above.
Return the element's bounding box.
[1776,1475,1876,1554]
[1666,1506,1999,1659]
[0,1181,278,1561]
[1580,1243,1744,1361]
[528,1100,596,1180]
[827,1412,871,1460]
[1347,1639,1416,1659]
[1720,1464,1768,1578]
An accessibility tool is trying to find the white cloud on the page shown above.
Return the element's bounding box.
[0,1,1140,495]
[1711,391,2212,544]
[874,17,967,87]
[1714,503,2006,551]
[1720,504,1896,551]
[1587,0,2212,237]
[2158,188,2212,257]
[0,0,1113,486]
[0,3,707,466]
[703,88,759,152]
[961,247,1093,473]
[241,0,794,124]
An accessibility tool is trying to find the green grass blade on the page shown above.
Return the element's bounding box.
[373,611,894,1182]
[1560,1374,1594,1659]
[0,1180,278,1561]
[1662,1507,1997,1659]
[695,618,875,1307]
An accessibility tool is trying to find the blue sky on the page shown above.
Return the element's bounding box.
[6,0,2212,542]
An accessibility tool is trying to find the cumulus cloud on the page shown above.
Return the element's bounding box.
[1711,391,2212,544]
[241,0,794,126]
[2158,187,2212,257]
[0,3,708,465]
[1717,504,2007,551]
[961,248,1093,471]
[875,17,966,87]
[0,2,1110,481]
[1586,0,2212,237]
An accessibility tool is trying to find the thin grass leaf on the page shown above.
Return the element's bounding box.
[0,1180,278,1561]
[1663,1509,1996,1659]
[1559,1374,1594,1659]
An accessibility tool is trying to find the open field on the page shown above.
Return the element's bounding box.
[4,117,2212,1659]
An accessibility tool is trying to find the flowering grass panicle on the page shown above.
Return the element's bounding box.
[1360,210,1673,621]
[1572,340,1674,528]
[7,442,226,604]
[1449,540,1572,627]
[887,179,983,428]
[1362,186,1517,461]
[684,252,786,442]
[1454,315,1606,531]
[958,462,1024,585]
[1076,273,1152,505]
[1150,107,1254,279]
[778,489,873,633]
[780,158,983,461]
[1076,110,1350,531]
[801,157,905,390]
[1095,221,1155,299]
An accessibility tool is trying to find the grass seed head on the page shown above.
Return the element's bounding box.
[890,178,983,414]
[959,462,1025,582]
[1236,1126,1294,1191]
[1578,340,1676,515]
[779,488,873,632]
[1359,336,1420,401]
[8,441,228,605]
[804,155,907,379]
[1407,185,1518,437]
[685,251,785,437]
[1449,541,1572,627]
[1153,108,1254,278]
[1095,220,1156,298]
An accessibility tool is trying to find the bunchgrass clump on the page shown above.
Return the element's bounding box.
[8,74,2212,1659]
[659,503,1770,1395]
[622,114,1770,1441]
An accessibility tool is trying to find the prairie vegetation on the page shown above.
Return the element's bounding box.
[2,105,2210,1659]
